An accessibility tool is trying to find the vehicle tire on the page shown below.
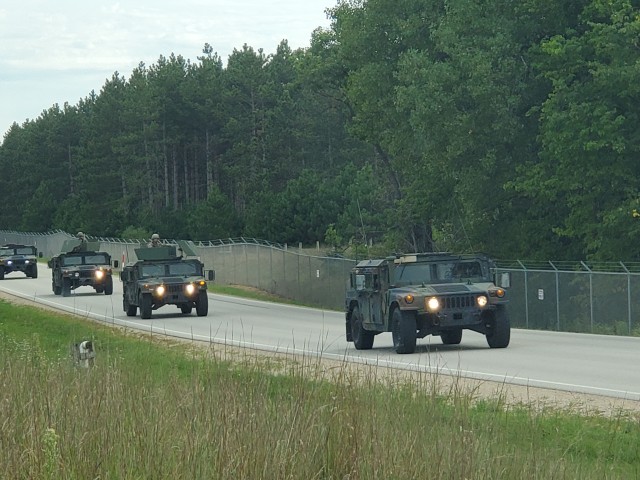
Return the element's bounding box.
[62,278,71,297]
[95,286,104,294]
[104,276,113,295]
[53,280,61,296]
[29,265,38,279]
[392,308,417,354]
[196,292,208,317]
[180,304,193,314]
[350,305,374,350]
[485,307,511,348]
[124,296,137,317]
[139,294,153,319]
[0,267,4,280]
[441,329,463,345]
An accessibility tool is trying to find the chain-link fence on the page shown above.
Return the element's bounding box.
[497,261,640,336]
[3,230,640,335]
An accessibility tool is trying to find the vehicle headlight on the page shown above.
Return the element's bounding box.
[476,295,488,308]
[24,260,30,264]
[426,297,440,312]
[74,272,80,278]
[404,294,414,304]
[155,285,166,297]
[95,270,104,280]
[6,260,12,266]
[185,283,196,295]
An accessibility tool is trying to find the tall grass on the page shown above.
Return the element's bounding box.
[1,299,639,479]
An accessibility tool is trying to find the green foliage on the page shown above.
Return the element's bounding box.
[119,225,152,240]
[2,0,640,260]
[187,185,242,240]
[324,223,342,251]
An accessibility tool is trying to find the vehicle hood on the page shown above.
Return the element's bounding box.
[138,275,205,284]
[392,282,495,296]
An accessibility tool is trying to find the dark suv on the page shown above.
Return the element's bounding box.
[345,253,510,354]
[0,244,39,280]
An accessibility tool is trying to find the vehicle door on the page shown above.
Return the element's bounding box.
[360,268,385,329]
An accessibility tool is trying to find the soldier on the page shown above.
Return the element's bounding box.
[148,233,161,248]
[72,232,88,252]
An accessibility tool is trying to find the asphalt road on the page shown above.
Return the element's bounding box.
[1,267,639,402]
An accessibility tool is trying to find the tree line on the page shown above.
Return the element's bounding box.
[1,0,639,262]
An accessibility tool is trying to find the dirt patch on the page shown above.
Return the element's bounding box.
[1,290,638,418]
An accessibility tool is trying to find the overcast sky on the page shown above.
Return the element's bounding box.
[0,1,334,139]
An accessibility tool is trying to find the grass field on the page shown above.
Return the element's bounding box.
[1,298,639,479]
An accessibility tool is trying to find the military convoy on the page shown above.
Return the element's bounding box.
[120,242,212,319]
[48,239,114,297]
[0,244,39,280]
[345,252,510,354]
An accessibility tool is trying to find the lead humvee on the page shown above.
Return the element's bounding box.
[0,244,39,280]
[345,253,510,354]
[120,243,213,320]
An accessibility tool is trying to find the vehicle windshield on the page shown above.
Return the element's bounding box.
[169,262,199,276]
[394,260,487,285]
[0,247,34,256]
[140,261,200,277]
[141,264,166,277]
[62,253,110,266]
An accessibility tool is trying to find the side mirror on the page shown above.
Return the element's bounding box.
[39,252,43,258]
[500,272,511,289]
[47,260,53,269]
[113,260,119,269]
[206,270,215,281]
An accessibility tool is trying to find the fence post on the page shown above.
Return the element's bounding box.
[549,261,560,331]
[620,261,632,335]
[581,261,594,333]
[517,260,529,329]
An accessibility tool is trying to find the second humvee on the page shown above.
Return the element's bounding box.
[120,243,212,319]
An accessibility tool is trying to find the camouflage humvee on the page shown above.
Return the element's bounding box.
[0,244,39,280]
[345,253,511,354]
[120,242,213,319]
[48,239,114,297]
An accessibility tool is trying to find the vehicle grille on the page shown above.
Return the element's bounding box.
[443,295,476,310]
[165,284,185,295]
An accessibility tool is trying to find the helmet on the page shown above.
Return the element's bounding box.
[77,231,85,238]
[151,234,160,240]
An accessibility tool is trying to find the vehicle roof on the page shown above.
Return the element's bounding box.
[134,246,182,261]
[59,250,105,256]
[1,244,35,249]
[355,259,387,268]
[60,239,102,253]
[391,252,490,264]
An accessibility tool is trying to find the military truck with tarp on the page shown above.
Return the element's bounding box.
[345,252,511,354]
[120,242,212,319]
[0,244,39,280]
[48,239,114,297]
